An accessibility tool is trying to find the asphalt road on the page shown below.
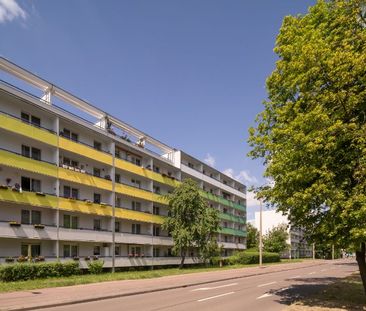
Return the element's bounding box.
[42,260,358,311]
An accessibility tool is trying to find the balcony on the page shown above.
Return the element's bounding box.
[0,110,57,147]
[219,212,246,224]
[115,157,180,188]
[59,136,113,166]
[219,241,246,250]
[0,148,58,178]
[201,191,245,212]
[115,182,166,205]
[219,227,246,237]
[0,221,58,240]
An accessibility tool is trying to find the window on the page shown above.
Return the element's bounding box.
[153,226,160,237]
[31,210,41,225]
[71,245,78,257]
[21,145,30,157]
[153,248,160,257]
[63,157,71,166]
[115,149,120,158]
[21,210,30,224]
[132,223,141,234]
[135,158,141,166]
[153,165,160,173]
[31,147,41,161]
[132,201,141,211]
[31,116,41,127]
[71,160,78,168]
[94,193,101,204]
[153,206,160,215]
[64,186,71,198]
[63,128,71,138]
[188,162,194,169]
[63,215,78,229]
[131,179,141,189]
[31,179,41,192]
[21,177,31,191]
[21,244,41,257]
[93,168,101,177]
[64,245,78,257]
[71,188,79,200]
[115,221,120,233]
[21,112,29,123]
[153,186,160,194]
[63,245,71,257]
[71,132,78,142]
[93,246,101,256]
[94,219,101,231]
[130,246,141,256]
[115,246,120,255]
[115,174,120,183]
[93,141,102,151]
[115,197,121,207]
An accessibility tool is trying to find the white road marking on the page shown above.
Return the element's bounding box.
[197,292,235,302]
[257,281,277,287]
[276,287,290,293]
[191,283,238,291]
[257,293,273,299]
[308,272,316,275]
[289,275,300,279]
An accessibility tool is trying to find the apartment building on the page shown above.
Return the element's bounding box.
[0,58,246,268]
[253,210,312,259]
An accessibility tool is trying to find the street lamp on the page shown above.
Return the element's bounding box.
[259,197,263,267]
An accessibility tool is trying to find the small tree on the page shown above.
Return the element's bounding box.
[246,223,259,250]
[163,179,219,268]
[263,224,289,254]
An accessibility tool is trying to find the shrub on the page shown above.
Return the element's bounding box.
[87,260,104,274]
[227,251,280,265]
[0,261,80,282]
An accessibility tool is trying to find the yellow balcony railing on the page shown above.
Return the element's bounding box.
[115,208,164,224]
[58,168,113,192]
[115,158,180,188]
[0,149,58,178]
[0,112,57,146]
[115,183,167,205]
[0,188,58,208]
[59,137,113,166]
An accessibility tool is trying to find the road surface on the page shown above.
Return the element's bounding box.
[42,260,358,311]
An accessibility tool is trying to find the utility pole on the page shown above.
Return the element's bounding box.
[312,243,315,260]
[259,198,263,267]
[332,244,335,260]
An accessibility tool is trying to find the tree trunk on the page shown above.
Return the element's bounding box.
[355,242,366,295]
[179,250,186,269]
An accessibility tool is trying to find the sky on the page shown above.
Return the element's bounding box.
[0,0,316,220]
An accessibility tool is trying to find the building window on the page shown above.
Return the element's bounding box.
[21,244,41,257]
[115,221,120,233]
[21,210,30,224]
[94,219,101,231]
[153,226,160,237]
[21,177,41,192]
[115,246,120,256]
[153,248,160,257]
[21,112,29,123]
[31,116,41,127]
[31,210,41,224]
[64,186,79,199]
[153,165,160,173]
[115,197,121,207]
[63,245,78,257]
[31,147,41,161]
[188,162,194,169]
[71,132,78,142]
[93,141,102,151]
[93,246,101,256]
[132,223,141,234]
[32,179,41,192]
[94,193,101,204]
[153,206,160,215]
[135,158,141,166]
[153,186,160,194]
[93,168,101,177]
[62,128,78,142]
[132,201,141,211]
[63,215,78,229]
[21,145,30,158]
[130,246,141,256]
[63,245,71,257]
[131,179,141,189]
[115,173,120,183]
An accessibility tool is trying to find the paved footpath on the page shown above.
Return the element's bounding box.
[0,260,333,311]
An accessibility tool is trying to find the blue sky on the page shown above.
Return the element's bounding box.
[0,0,316,219]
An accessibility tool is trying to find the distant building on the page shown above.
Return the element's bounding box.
[253,210,312,259]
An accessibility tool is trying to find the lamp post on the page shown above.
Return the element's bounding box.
[259,197,263,267]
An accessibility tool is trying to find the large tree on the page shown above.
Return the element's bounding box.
[163,179,219,268]
[248,0,366,294]
[263,224,290,254]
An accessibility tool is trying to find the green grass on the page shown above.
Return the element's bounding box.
[0,259,304,293]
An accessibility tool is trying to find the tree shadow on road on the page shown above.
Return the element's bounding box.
[272,274,365,310]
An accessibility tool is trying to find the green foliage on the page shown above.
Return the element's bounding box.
[248,0,366,284]
[227,251,280,265]
[263,224,290,254]
[87,260,104,274]
[246,223,259,249]
[0,261,80,282]
[163,179,220,267]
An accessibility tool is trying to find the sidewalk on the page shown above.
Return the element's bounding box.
[0,261,326,311]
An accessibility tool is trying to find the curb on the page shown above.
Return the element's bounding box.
[4,262,326,311]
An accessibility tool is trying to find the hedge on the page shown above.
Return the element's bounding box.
[0,261,80,282]
[227,251,280,265]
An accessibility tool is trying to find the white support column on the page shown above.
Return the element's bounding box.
[55,116,60,259]
[111,141,116,273]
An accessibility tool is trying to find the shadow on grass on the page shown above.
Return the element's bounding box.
[273,274,365,310]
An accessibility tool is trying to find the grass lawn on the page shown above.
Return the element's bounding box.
[0,259,303,293]
[286,273,366,311]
